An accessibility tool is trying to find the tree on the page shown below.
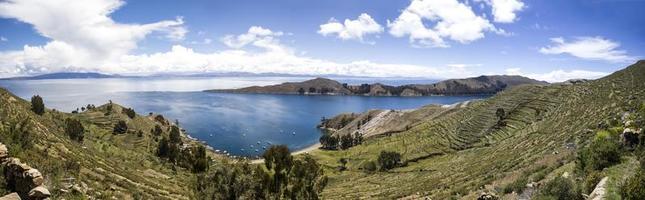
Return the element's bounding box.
[65,118,84,142]
[378,151,401,171]
[354,132,363,145]
[319,134,338,150]
[113,120,128,134]
[263,145,293,194]
[123,107,136,119]
[190,145,209,173]
[340,134,353,150]
[169,126,182,144]
[621,169,645,200]
[495,108,506,127]
[298,88,305,95]
[152,125,163,136]
[308,87,316,93]
[30,95,45,115]
[338,158,347,171]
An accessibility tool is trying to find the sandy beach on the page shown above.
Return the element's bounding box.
[251,142,322,164]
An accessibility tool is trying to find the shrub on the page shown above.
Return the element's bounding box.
[361,161,377,173]
[152,125,163,136]
[113,120,128,134]
[155,115,167,125]
[123,107,136,119]
[378,151,401,171]
[64,118,84,142]
[340,134,353,150]
[583,171,603,194]
[169,126,182,144]
[502,175,528,194]
[319,134,338,150]
[534,176,581,200]
[577,131,622,174]
[621,169,645,200]
[31,95,45,115]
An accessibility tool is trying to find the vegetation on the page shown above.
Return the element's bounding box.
[194,145,326,199]
[64,118,84,142]
[377,151,401,171]
[30,95,45,115]
[122,107,136,119]
[113,120,128,134]
[533,176,581,200]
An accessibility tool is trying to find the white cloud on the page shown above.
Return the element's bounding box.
[505,67,608,83]
[490,0,524,23]
[318,13,383,43]
[539,37,634,63]
[0,0,185,66]
[220,26,286,52]
[388,0,501,47]
[0,37,7,42]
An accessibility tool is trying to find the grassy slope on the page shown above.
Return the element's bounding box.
[310,61,645,199]
[0,89,219,199]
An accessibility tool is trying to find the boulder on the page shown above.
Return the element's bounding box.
[28,186,50,200]
[477,192,499,200]
[24,169,44,186]
[0,193,21,200]
[0,143,8,160]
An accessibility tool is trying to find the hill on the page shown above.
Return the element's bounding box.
[206,75,548,96]
[0,88,221,199]
[1,72,130,80]
[308,60,645,199]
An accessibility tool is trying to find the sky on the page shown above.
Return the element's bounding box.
[0,0,643,82]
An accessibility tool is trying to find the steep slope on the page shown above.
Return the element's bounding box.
[310,61,645,199]
[0,88,218,199]
[206,75,547,96]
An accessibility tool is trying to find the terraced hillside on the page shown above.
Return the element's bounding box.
[0,88,219,199]
[310,61,645,199]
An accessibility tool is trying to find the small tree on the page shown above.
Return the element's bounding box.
[340,134,353,150]
[298,88,305,95]
[152,124,163,136]
[495,108,506,127]
[65,118,84,142]
[31,95,45,115]
[378,151,401,171]
[113,120,128,134]
[123,107,136,119]
[319,134,338,150]
[169,126,182,144]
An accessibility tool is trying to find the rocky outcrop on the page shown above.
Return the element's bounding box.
[0,143,51,200]
[588,177,608,200]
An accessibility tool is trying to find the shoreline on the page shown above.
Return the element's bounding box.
[250,142,322,164]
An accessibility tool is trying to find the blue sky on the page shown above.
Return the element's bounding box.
[0,0,643,82]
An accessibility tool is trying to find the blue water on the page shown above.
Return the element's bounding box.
[0,77,488,157]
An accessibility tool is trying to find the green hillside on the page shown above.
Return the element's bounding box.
[309,61,645,199]
[0,61,643,199]
[0,88,213,199]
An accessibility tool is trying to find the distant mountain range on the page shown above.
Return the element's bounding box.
[206,75,548,96]
[0,72,131,80]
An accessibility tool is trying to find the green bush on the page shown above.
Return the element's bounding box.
[123,107,136,119]
[361,161,377,172]
[621,169,645,200]
[64,118,84,142]
[534,176,581,200]
[377,151,401,171]
[502,175,527,194]
[583,171,603,194]
[577,131,622,174]
[30,95,45,115]
[113,120,128,134]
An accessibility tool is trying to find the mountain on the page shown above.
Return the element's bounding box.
[309,60,645,199]
[206,75,548,96]
[1,72,130,80]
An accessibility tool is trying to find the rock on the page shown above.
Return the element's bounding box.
[561,172,570,178]
[588,177,608,200]
[24,169,44,186]
[0,143,8,160]
[477,192,499,200]
[0,193,21,200]
[28,186,50,200]
[624,120,635,127]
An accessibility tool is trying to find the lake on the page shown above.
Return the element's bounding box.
[0,77,489,157]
